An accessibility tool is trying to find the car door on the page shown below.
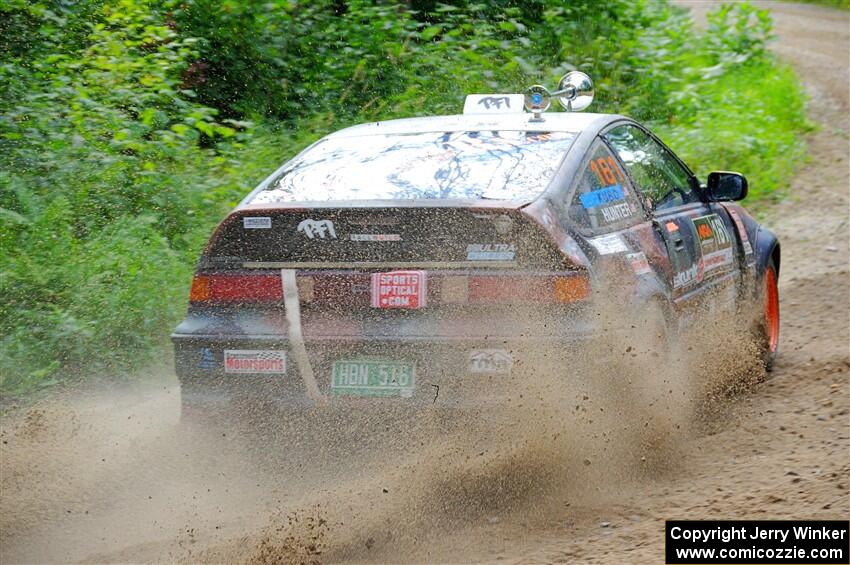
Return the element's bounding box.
[603,122,741,313]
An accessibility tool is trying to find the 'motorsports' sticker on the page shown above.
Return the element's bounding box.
[224,350,286,374]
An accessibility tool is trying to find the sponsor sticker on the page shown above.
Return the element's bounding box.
[349,216,400,226]
[223,350,286,374]
[463,94,524,114]
[579,185,625,209]
[692,214,731,248]
[599,202,633,223]
[493,214,514,235]
[692,214,733,272]
[666,221,679,232]
[466,243,516,261]
[243,217,271,229]
[350,233,402,242]
[197,347,216,370]
[727,208,754,255]
[702,247,734,270]
[673,263,700,289]
[371,270,427,309]
[588,233,629,255]
[297,218,336,239]
[626,252,653,276]
[468,349,513,374]
[350,283,370,295]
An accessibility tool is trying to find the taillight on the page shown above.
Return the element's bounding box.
[188,274,282,303]
[442,274,590,304]
[553,276,591,303]
[189,275,211,302]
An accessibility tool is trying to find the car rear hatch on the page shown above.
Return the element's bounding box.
[209,203,568,266]
[193,204,590,332]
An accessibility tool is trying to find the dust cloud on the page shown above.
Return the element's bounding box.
[0,291,768,564]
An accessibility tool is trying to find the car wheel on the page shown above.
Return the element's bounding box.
[757,258,780,372]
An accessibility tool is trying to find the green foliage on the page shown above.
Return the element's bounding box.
[657,61,809,203]
[0,0,809,394]
[787,0,849,9]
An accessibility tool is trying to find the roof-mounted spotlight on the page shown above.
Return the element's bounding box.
[524,84,551,121]
[555,71,594,111]
[524,72,594,121]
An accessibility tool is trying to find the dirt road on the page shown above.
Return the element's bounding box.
[1,2,848,564]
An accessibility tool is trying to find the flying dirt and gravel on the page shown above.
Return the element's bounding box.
[1,2,848,564]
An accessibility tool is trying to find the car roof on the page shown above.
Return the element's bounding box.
[326,112,622,138]
[238,111,632,210]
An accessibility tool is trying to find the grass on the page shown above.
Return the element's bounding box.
[656,61,812,207]
[784,0,850,10]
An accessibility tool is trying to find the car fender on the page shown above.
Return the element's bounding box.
[754,226,780,289]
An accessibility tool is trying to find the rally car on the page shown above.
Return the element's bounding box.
[172,73,780,417]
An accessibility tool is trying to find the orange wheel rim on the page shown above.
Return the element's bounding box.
[764,267,779,352]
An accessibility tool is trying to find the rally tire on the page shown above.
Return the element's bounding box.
[758,258,780,372]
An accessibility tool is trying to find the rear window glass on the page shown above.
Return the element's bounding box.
[251,130,577,204]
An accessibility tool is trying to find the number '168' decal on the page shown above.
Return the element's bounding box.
[590,156,626,187]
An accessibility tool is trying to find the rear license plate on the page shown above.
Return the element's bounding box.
[370,270,427,309]
[331,359,416,397]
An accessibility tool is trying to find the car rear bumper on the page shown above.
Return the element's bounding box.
[172,331,599,411]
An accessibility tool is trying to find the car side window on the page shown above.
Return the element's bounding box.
[604,124,700,212]
[568,141,644,233]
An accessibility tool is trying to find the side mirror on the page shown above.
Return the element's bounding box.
[706,171,748,201]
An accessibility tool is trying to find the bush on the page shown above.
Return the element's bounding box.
[0,0,808,394]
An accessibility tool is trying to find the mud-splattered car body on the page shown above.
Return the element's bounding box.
[172,111,780,414]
